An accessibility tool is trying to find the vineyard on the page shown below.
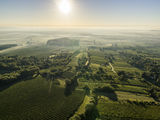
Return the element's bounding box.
[0,77,85,120]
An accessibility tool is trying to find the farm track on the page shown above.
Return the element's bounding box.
[109,62,117,74]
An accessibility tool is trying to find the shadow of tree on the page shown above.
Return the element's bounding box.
[64,77,78,96]
[0,76,37,92]
[84,104,100,120]
[93,86,118,101]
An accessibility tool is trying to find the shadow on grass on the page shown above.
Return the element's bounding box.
[93,86,118,101]
[64,77,78,96]
[0,75,38,92]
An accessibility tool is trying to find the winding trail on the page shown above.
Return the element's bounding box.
[109,62,117,74]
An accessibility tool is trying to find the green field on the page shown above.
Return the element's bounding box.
[97,99,160,120]
[0,77,85,120]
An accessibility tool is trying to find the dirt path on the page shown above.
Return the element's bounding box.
[109,62,116,74]
[85,60,89,66]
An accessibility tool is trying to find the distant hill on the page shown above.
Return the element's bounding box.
[47,38,79,47]
[0,44,17,50]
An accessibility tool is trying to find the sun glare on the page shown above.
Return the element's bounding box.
[58,0,71,15]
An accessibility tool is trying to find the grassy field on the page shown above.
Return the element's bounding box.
[90,56,106,65]
[68,51,83,70]
[116,91,155,102]
[0,77,85,120]
[112,58,143,73]
[97,99,160,120]
[68,50,87,72]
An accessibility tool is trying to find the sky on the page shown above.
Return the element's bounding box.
[0,0,160,26]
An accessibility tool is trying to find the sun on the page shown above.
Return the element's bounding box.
[58,0,72,15]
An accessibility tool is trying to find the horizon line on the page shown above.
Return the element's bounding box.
[0,24,159,27]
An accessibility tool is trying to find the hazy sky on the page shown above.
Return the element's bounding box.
[0,0,160,26]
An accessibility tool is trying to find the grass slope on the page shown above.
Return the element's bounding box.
[0,77,84,120]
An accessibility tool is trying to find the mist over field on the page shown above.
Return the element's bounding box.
[0,27,160,49]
